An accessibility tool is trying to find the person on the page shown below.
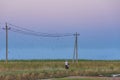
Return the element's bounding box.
[65,60,69,69]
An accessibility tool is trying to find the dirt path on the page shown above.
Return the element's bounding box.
[65,76,120,80]
[40,76,120,80]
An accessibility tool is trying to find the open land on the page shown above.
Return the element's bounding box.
[0,60,120,80]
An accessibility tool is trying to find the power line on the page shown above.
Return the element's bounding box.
[0,23,4,29]
[8,23,50,35]
[10,28,73,37]
[8,23,73,37]
[10,29,69,37]
[0,22,74,38]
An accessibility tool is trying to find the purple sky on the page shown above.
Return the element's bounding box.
[0,0,120,31]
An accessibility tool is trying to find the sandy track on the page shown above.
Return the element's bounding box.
[65,76,120,80]
[40,76,120,80]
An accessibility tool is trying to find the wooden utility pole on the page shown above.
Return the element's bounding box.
[6,23,8,63]
[4,23,10,63]
[73,32,79,63]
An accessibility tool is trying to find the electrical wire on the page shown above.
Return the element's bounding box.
[8,23,73,37]
[10,27,73,37]
[8,23,50,35]
[7,23,74,37]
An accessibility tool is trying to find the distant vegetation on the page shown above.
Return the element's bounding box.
[0,60,120,80]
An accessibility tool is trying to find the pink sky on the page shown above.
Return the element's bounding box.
[0,0,120,32]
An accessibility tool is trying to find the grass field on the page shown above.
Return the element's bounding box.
[0,60,120,80]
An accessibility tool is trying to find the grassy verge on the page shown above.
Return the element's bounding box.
[0,60,120,80]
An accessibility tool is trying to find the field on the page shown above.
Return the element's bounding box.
[0,60,120,80]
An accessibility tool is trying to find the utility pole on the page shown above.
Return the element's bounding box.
[3,23,10,63]
[73,32,80,63]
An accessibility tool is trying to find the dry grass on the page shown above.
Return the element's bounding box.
[0,60,120,80]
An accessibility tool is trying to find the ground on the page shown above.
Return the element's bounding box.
[0,60,120,80]
[43,76,120,80]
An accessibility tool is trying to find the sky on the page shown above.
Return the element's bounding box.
[0,0,120,60]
